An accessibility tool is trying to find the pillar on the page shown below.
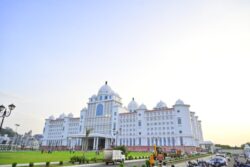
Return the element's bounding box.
[105,138,110,149]
[93,137,96,150]
[96,137,99,150]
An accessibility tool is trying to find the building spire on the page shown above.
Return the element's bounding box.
[132,97,134,101]
[105,81,108,85]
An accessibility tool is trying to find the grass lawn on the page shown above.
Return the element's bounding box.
[127,152,152,157]
[0,151,210,165]
[0,151,152,165]
[0,151,103,165]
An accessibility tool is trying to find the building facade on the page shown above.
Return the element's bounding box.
[42,82,204,151]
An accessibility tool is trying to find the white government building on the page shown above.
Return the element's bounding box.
[42,82,204,151]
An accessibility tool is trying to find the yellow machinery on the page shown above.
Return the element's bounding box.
[149,145,156,166]
[149,145,182,166]
[149,145,164,167]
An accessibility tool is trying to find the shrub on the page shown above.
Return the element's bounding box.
[46,161,50,167]
[12,162,17,167]
[119,163,124,167]
[86,158,89,164]
[113,145,128,155]
[128,155,133,160]
[91,157,97,163]
[80,156,86,164]
[29,162,34,167]
[70,155,85,164]
[145,160,150,167]
[133,166,137,167]
[141,165,146,167]
[59,161,63,165]
[70,156,77,164]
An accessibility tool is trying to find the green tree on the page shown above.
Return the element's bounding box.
[0,127,16,137]
[241,142,250,149]
[215,144,231,149]
[113,145,127,155]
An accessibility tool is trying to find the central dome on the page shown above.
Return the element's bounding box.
[138,104,147,110]
[68,113,73,118]
[155,101,167,109]
[59,113,66,119]
[48,115,55,120]
[98,81,114,95]
[128,98,138,112]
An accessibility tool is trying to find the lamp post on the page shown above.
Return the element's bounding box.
[115,128,120,147]
[113,127,121,147]
[0,104,16,131]
[15,124,20,144]
[115,131,118,147]
[14,124,20,150]
[68,137,72,149]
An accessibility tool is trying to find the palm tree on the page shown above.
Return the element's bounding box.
[82,128,93,151]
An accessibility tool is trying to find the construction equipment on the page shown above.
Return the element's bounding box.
[149,145,183,167]
[149,145,165,167]
[168,148,182,158]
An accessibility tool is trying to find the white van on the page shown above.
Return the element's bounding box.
[104,149,125,165]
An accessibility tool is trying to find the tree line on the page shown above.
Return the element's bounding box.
[0,127,16,137]
[215,143,250,149]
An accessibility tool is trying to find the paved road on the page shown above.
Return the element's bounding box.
[72,155,247,167]
[67,155,213,167]
[2,155,246,167]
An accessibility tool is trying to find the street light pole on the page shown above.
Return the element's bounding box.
[115,131,119,147]
[114,128,121,147]
[0,104,16,131]
[14,124,20,150]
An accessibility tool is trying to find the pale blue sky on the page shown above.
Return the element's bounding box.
[1,0,250,146]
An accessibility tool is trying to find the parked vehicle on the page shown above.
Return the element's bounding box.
[197,160,209,167]
[244,144,250,159]
[104,149,125,165]
[187,160,208,167]
[187,161,198,167]
[239,154,245,157]
[216,153,230,162]
[207,157,227,167]
[234,159,250,167]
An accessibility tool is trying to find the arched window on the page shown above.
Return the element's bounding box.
[178,118,182,124]
[96,104,103,116]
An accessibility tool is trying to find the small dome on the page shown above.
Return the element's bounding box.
[138,104,147,110]
[128,98,138,112]
[68,113,73,117]
[59,113,66,119]
[91,94,97,98]
[48,115,55,120]
[98,81,113,95]
[175,99,184,105]
[155,101,167,109]
[82,107,87,111]
[113,92,120,98]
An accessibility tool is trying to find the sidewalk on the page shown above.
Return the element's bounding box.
[0,159,146,167]
[0,161,60,167]
[0,155,212,167]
